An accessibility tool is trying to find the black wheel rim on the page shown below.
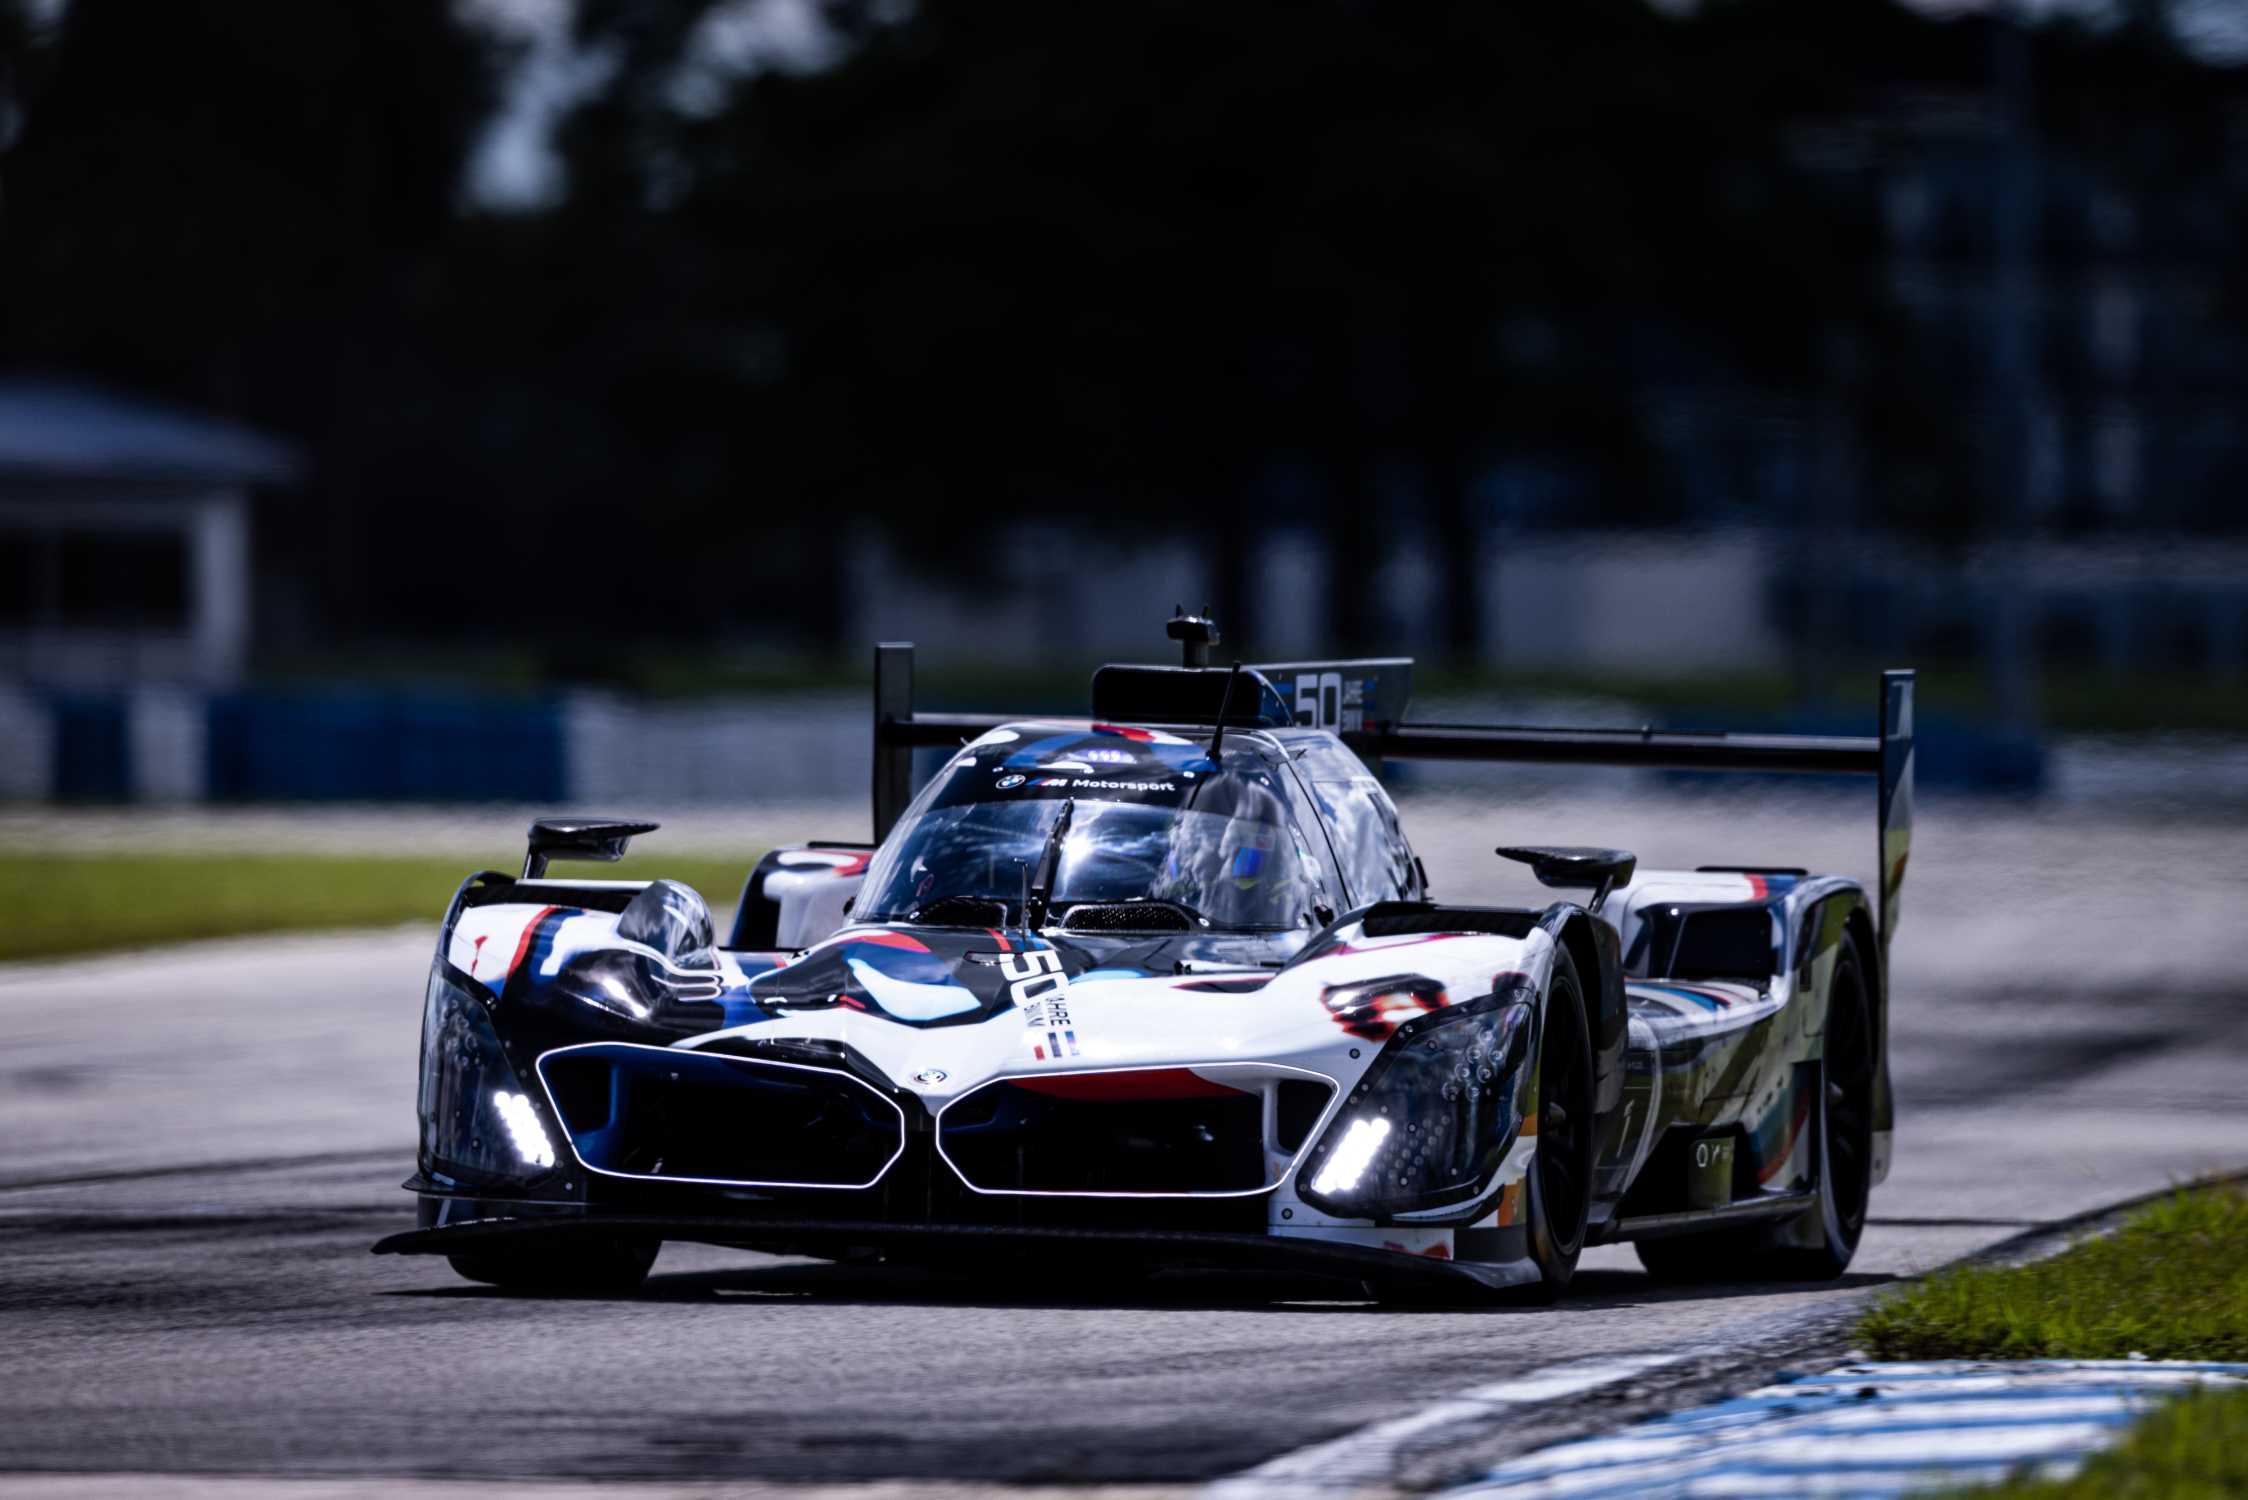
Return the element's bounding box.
[1537,977,1592,1247]
[1823,958,1875,1236]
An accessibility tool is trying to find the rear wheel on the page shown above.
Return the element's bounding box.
[1636,929,1874,1282]
[447,1234,659,1293]
[1775,927,1876,1278]
[1520,943,1595,1302]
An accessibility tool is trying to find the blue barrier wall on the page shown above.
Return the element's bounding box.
[11,687,2057,804]
[204,692,567,801]
[49,696,132,802]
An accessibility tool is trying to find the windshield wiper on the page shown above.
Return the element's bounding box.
[1024,798,1074,932]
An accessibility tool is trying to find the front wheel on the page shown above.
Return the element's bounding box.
[447,1234,659,1293]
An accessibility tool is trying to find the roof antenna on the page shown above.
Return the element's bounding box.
[1166,604,1219,669]
[1207,660,1244,760]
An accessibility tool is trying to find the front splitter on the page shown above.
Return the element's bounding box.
[372,1210,1540,1294]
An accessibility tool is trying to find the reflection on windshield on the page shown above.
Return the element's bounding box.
[861,794,1324,930]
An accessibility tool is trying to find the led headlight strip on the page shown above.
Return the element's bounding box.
[491,1089,557,1169]
[1296,975,1537,1222]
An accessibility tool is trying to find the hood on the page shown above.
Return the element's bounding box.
[693,918,1553,1110]
[738,922,1301,1029]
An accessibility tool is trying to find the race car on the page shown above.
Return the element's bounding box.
[375,613,1913,1301]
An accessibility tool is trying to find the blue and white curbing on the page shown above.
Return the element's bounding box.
[1440,1360,2248,1499]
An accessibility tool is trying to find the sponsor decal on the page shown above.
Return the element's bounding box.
[1032,1028,1080,1062]
[1005,948,1081,1060]
[1003,949,1068,1007]
[1292,671,1369,733]
[912,1068,949,1085]
[992,766,1177,795]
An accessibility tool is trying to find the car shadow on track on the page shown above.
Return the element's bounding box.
[386,1257,1902,1312]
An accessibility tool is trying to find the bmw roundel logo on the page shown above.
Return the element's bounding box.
[994,773,1026,789]
[913,1068,949,1085]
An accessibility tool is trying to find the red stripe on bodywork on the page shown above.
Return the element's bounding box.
[1320,931,1472,960]
[781,850,871,877]
[845,930,931,952]
[1006,1069,1248,1102]
[507,906,560,977]
[985,928,1012,952]
[1746,873,1769,900]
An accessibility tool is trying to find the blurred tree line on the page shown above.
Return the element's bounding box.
[1,0,2243,667]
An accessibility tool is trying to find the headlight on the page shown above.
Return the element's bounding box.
[419,964,561,1187]
[1297,979,1535,1221]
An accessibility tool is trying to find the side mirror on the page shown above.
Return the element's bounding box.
[1495,845,1637,913]
[524,817,660,878]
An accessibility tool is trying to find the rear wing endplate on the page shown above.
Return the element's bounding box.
[869,643,1913,962]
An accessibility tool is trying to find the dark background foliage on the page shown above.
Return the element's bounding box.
[3,0,2241,665]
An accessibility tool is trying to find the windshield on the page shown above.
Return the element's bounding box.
[858,727,1332,931]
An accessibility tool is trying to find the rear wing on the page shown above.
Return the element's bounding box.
[868,642,1913,962]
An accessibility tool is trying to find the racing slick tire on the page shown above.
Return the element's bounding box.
[1635,928,1874,1283]
[1517,941,1596,1302]
[446,1234,660,1293]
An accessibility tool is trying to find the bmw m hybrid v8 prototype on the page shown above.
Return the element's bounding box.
[377,615,1913,1301]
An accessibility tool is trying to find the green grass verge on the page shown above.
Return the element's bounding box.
[0,852,759,963]
[1934,1383,2248,1499]
[1867,1185,2248,1498]
[1859,1185,2248,1361]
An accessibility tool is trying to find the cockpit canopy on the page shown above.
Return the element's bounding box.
[856,724,1337,932]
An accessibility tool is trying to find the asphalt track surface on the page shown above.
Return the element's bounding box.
[4,791,2246,1496]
